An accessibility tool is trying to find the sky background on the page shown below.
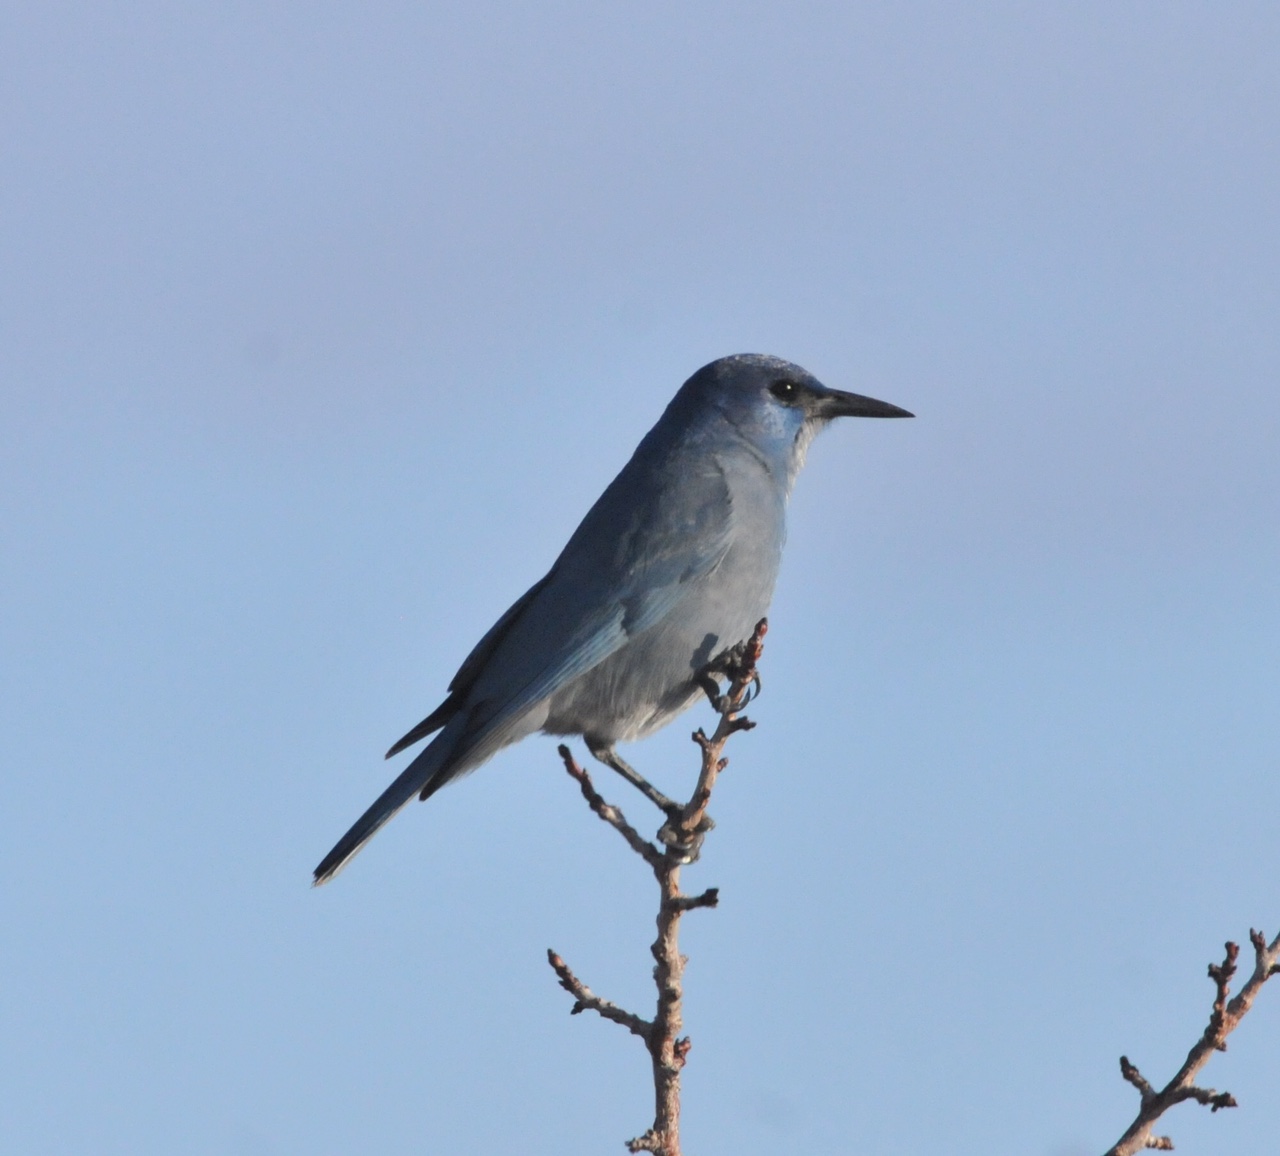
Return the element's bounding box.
[2,3,1279,1153]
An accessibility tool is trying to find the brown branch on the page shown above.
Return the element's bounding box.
[669,888,719,913]
[557,745,664,870]
[548,618,768,1156]
[1105,928,1280,1156]
[546,950,652,1041]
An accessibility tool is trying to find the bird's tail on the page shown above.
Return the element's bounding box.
[313,742,453,885]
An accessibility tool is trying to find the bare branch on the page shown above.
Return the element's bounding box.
[670,888,719,913]
[664,619,768,861]
[545,950,652,1041]
[557,744,663,870]
[1119,1056,1156,1107]
[550,619,768,1156]
[1105,929,1280,1156]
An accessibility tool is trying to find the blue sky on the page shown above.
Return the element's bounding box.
[2,3,1278,1153]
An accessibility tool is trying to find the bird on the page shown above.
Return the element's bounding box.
[313,353,911,884]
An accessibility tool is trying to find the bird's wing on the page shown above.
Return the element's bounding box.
[447,569,557,695]
[451,456,736,740]
[384,571,556,758]
[385,451,735,772]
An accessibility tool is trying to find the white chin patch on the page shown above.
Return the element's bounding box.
[790,419,824,478]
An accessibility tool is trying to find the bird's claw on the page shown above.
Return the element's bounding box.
[695,671,729,714]
[657,813,714,864]
[696,666,762,715]
[737,671,762,710]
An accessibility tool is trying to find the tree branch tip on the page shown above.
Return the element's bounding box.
[1144,1138,1174,1151]
[671,886,720,912]
[742,618,768,665]
[558,745,586,779]
[1208,946,1238,993]
[1119,1056,1156,1103]
[1181,1084,1238,1111]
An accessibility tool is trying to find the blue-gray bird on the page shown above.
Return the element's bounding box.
[313,354,911,883]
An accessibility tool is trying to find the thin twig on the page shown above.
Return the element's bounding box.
[557,745,664,870]
[546,950,653,1041]
[669,888,719,913]
[547,618,768,1156]
[1105,928,1280,1156]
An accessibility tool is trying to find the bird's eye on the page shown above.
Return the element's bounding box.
[770,380,799,403]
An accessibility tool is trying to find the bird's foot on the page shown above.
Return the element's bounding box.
[737,670,762,710]
[695,671,729,713]
[697,662,762,715]
[657,813,715,864]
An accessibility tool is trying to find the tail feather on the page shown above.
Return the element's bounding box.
[313,746,444,885]
[384,693,460,759]
[313,703,533,885]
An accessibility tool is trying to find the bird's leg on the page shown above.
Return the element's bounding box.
[586,740,681,818]
[586,741,714,860]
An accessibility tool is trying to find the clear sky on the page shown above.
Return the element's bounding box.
[2,4,1278,1153]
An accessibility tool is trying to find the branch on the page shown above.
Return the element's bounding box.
[546,950,652,1041]
[1105,928,1280,1156]
[547,618,768,1156]
[670,888,719,913]
[557,744,663,870]
[662,619,767,861]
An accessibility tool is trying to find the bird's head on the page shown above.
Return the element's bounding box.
[686,354,912,484]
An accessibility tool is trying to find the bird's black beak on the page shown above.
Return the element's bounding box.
[818,388,914,419]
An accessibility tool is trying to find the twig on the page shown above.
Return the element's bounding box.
[1105,929,1280,1156]
[547,618,768,1156]
[557,745,664,870]
[546,951,652,1041]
